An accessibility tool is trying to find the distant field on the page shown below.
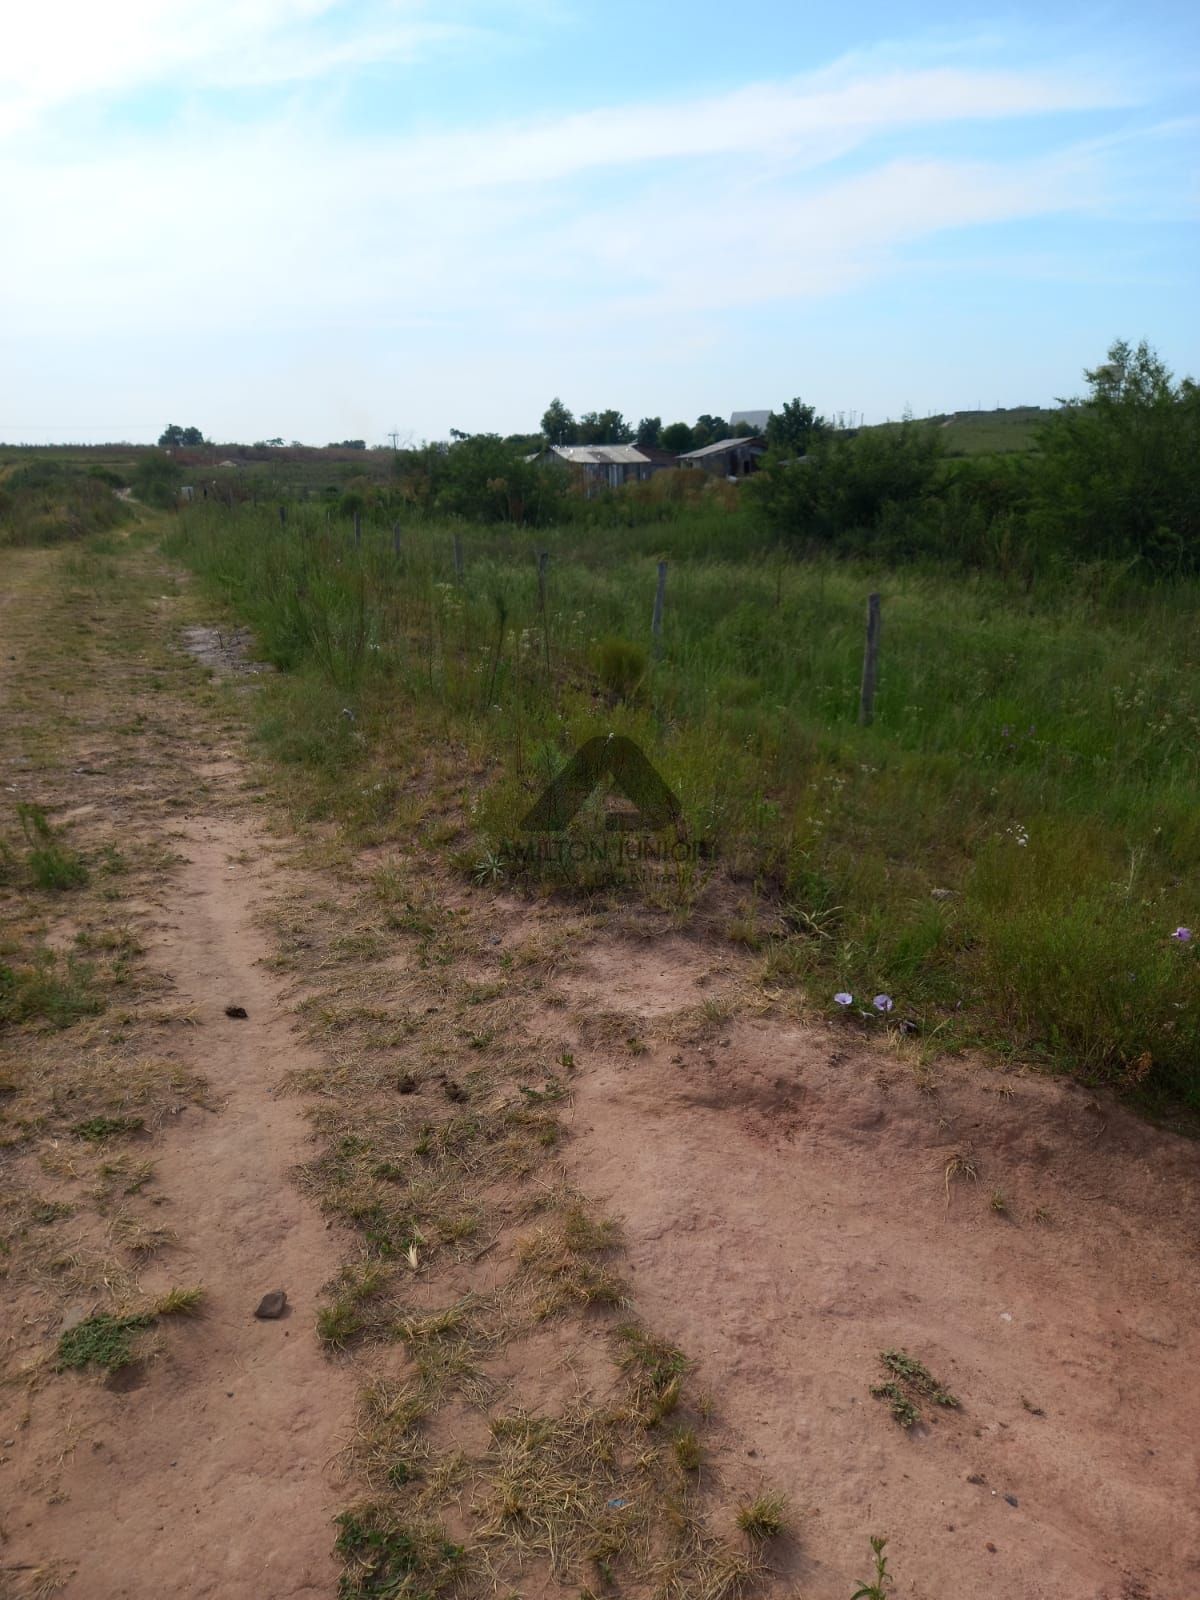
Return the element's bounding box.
[854,407,1045,457]
[924,406,1046,456]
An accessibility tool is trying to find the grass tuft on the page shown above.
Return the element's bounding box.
[55,1311,153,1373]
[735,1491,787,1540]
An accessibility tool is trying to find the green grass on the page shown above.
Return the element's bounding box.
[55,1311,154,1372]
[0,952,103,1028]
[53,1288,204,1373]
[70,1114,145,1142]
[166,501,1200,1117]
[334,1505,466,1599]
[920,406,1045,457]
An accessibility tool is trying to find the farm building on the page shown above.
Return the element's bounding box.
[678,436,767,479]
[730,409,770,433]
[531,444,667,491]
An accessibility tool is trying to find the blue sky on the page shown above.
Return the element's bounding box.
[1,1,1196,444]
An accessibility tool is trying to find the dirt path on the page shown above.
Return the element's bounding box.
[0,547,353,1597]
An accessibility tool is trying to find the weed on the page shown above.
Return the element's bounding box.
[871,1350,959,1427]
[735,1491,787,1540]
[594,637,648,703]
[673,1428,703,1471]
[17,803,88,890]
[334,1503,466,1599]
[851,1534,895,1599]
[0,953,102,1028]
[71,1115,145,1143]
[55,1311,153,1372]
[317,1259,391,1349]
[155,1286,204,1316]
[869,1383,918,1429]
[943,1149,979,1200]
[617,1324,689,1426]
[989,1189,1010,1215]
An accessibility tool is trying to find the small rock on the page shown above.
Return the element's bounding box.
[225,1005,248,1019]
[1004,1494,1018,1508]
[441,1077,468,1104]
[966,1473,986,1486]
[931,887,956,901]
[985,1542,997,1554]
[254,1290,287,1320]
[395,1073,418,1095]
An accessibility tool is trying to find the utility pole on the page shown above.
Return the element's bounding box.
[388,429,400,451]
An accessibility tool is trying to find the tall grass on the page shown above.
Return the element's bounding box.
[166,502,1200,1115]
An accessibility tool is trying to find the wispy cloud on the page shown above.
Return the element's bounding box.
[1,4,1192,439]
[0,0,482,134]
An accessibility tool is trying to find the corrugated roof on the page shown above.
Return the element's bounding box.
[679,437,766,459]
[551,444,650,465]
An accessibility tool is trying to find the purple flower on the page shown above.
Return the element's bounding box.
[873,994,894,1013]
[1171,927,1192,943]
[834,992,853,1007]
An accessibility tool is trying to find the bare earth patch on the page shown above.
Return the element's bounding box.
[562,956,1200,1599]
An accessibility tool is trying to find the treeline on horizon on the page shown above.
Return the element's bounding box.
[5,339,1199,580]
[320,340,1200,581]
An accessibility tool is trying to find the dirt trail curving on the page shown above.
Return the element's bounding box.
[0,551,354,1598]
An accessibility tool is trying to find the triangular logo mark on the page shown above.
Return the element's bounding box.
[520,735,682,833]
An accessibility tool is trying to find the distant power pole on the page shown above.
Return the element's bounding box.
[388,429,400,450]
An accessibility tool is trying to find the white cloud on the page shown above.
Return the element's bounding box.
[0,0,478,134]
[0,16,1189,441]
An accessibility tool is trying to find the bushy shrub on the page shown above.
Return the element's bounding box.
[131,450,183,508]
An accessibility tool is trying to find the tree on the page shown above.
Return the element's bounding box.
[157,423,205,448]
[540,397,578,445]
[748,421,942,543]
[578,410,634,446]
[329,439,367,450]
[695,414,727,442]
[661,422,695,453]
[766,398,830,456]
[393,435,568,525]
[1032,339,1200,569]
[636,416,662,448]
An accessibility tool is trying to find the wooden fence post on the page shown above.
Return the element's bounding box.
[278,503,287,527]
[536,551,550,674]
[858,592,882,726]
[651,560,667,658]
